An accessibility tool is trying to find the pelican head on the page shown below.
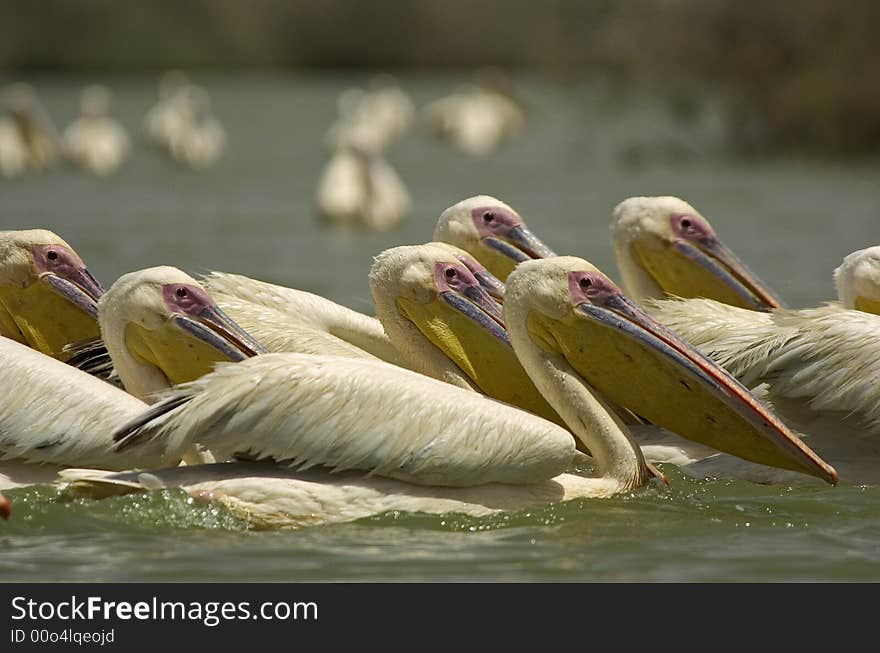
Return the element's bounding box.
[433,196,556,281]
[612,196,783,310]
[0,229,105,358]
[834,245,880,314]
[371,243,565,424]
[505,256,837,484]
[80,85,111,119]
[371,242,506,351]
[99,266,266,400]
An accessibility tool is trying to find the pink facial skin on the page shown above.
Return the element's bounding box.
[470,205,523,238]
[568,270,623,306]
[31,243,105,299]
[31,244,86,276]
[162,283,217,317]
[434,261,481,294]
[670,213,716,244]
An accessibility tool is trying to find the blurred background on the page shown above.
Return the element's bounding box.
[1,0,878,309]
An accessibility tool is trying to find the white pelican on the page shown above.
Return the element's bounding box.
[64,85,130,176]
[62,257,835,528]
[422,70,525,156]
[646,246,880,481]
[369,243,562,424]
[316,144,410,231]
[326,74,415,154]
[0,266,265,487]
[164,85,225,169]
[200,243,505,367]
[433,195,556,281]
[0,83,61,176]
[143,70,190,150]
[611,196,785,310]
[0,229,105,360]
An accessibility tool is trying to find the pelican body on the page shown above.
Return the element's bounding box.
[64,85,130,176]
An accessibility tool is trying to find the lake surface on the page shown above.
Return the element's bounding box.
[1,73,879,581]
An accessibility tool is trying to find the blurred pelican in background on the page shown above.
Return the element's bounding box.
[327,74,414,153]
[144,72,225,169]
[64,85,130,176]
[166,85,226,169]
[0,83,62,177]
[423,68,526,156]
[316,142,410,231]
[143,70,191,150]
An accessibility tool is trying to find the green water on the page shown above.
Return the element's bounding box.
[1,74,879,581]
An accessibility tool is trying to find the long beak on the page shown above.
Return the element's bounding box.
[632,236,784,311]
[172,305,268,362]
[482,226,557,270]
[440,286,509,345]
[39,267,105,318]
[677,237,785,310]
[544,293,836,483]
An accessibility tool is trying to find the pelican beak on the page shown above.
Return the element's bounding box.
[531,279,837,484]
[481,226,557,280]
[853,295,880,315]
[455,254,506,302]
[631,235,784,310]
[0,269,104,360]
[125,305,267,386]
[40,266,105,317]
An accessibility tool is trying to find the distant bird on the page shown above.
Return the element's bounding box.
[165,85,226,169]
[0,83,62,177]
[327,74,415,153]
[423,69,526,156]
[64,85,130,175]
[143,70,191,150]
[316,144,410,231]
[144,72,224,169]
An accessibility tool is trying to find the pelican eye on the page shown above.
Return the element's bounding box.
[579,277,592,290]
[46,250,58,261]
[445,267,457,279]
[483,211,495,223]
[175,286,188,298]
[680,218,691,229]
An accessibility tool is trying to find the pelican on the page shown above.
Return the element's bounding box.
[0,229,105,360]
[611,196,785,310]
[646,247,880,480]
[144,70,191,150]
[200,243,505,366]
[422,70,525,156]
[0,83,61,176]
[0,267,265,488]
[433,195,556,281]
[63,257,834,529]
[63,85,130,176]
[165,85,225,169]
[316,144,410,231]
[326,74,415,154]
[202,245,554,422]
